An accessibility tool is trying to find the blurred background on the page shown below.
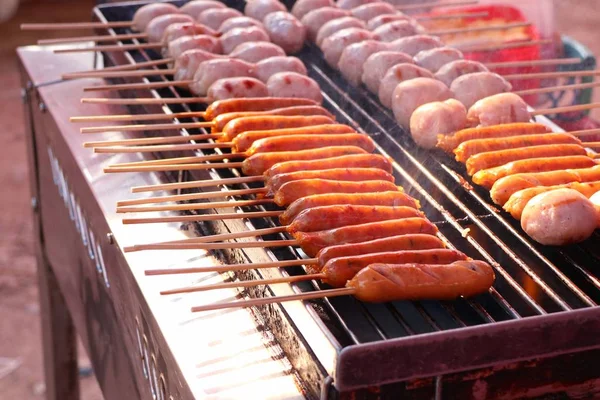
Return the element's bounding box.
[0,0,598,399]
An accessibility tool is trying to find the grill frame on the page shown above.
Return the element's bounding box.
[88,0,600,397]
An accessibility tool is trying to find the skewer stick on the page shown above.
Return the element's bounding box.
[568,128,600,138]
[77,58,173,73]
[131,175,264,193]
[117,198,274,213]
[431,22,531,36]
[122,210,283,225]
[190,288,355,312]
[84,135,223,148]
[146,258,314,275]
[484,57,581,69]
[128,239,297,253]
[83,80,194,92]
[126,226,289,252]
[109,154,236,167]
[63,68,176,80]
[457,39,552,53]
[513,81,600,96]
[80,121,210,134]
[161,274,325,296]
[531,102,600,116]
[21,22,134,30]
[505,69,600,80]
[81,96,204,105]
[415,11,489,21]
[583,142,600,149]
[104,161,244,173]
[72,111,205,123]
[54,43,162,53]
[116,187,267,206]
[396,0,479,11]
[38,33,148,45]
[94,143,234,154]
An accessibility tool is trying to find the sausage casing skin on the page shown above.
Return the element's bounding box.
[471,155,597,189]
[204,97,318,120]
[274,179,400,206]
[347,260,495,302]
[490,165,600,206]
[436,123,551,153]
[280,191,420,225]
[267,168,394,197]
[314,234,445,272]
[265,154,393,178]
[465,144,588,175]
[233,124,357,152]
[247,133,376,156]
[242,146,368,176]
[454,133,582,163]
[219,115,335,141]
[294,217,438,257]
[212,106,335,132]
[322,249,468,287]
[288,205,423,233]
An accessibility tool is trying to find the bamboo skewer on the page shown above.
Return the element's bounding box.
[63,68,177,80]
[122,210,283,225]
[134,239,297,253]
[131,175,264,193]
[109,154,237,168]
[81,121,210,134]
[116,187,267,206]
[531,103,600,116]
[104,161,245,173]
[484,57,582,69]
[513,81,600,96]
[416,11,489,21]
[430,22,531,36]
[146,258,314,276]
[456,39,552,53]
[161,274,324,296]
[396,0,479,10]
[21,21,134,30]
[117,198,274,213]
[54,42,163,53]
[568,128,600,138]
[38,33,148,45]
[72,111,204,123]
[80,96,202,105]
[94,143,234,153]
[505,69,600,80]
[83,80,195,93]
[84,134,222,148]
[190,288,356,313]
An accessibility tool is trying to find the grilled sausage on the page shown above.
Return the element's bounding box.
[265,153,393,178]
[321,28,374,68]
[146,14,195,43]
[212,106,334,132]
[337,0,377,10]
[248,133,376,156]
[292,0,334,19]
[244,0,287,21]
[367,13,412,30]
[351,2,397,21]
[361,51,414,93]
[372,20,421,42]
[347,260,495,302]
[229,41,287,63]
[274,179,400,206]
[392,77,453,130]
[316,17,366,47]
[173,49,223,81]
[243,146,368,176]
[180,0,226,17]
[410,99,466,149]
[472,156,598,189]
[267,167,393,197]
[454,133,582,163]
[233,124,356,152]
[490,165,600,206]
[434,59,489,87]
[254,56,308,82]
[389,35,442,56]
[204,97,318,120]
[294,217,438,257]
[218,16,264,34]
[322,249,468,287]
[338,40,390,85]
[301,7,351,41]
[207,77,269,101]
[289,205,423,235]
[266,72,323,104]
[190,58,256,96]
[378,63,434,108]
[263,12,307,54]
[220,26,271,54]
[162,23,219,46]
[504,181,600,220]
[281,191,420,226]
[165,34,223,58]
[197,8,243,30]
[219,115,335,141]
[465,144,588,176]
[521,188,599,245]
[467,93,531,127]
[314,234,444,270]
[133,3,179,32]
[414,47,463,73]
[437,123,552,153]
[451,72,513,109]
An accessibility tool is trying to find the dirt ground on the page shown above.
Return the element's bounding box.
[0,1,598,399]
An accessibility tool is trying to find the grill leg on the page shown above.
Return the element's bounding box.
[37,253,80,400]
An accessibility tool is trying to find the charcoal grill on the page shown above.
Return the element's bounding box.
[18,1,600,399]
